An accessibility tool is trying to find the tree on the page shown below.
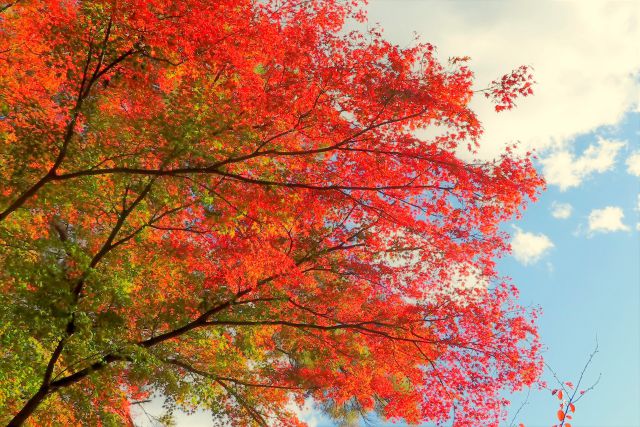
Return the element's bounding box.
[0,0,542,425]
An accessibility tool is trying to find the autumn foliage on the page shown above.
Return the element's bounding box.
[1,0,543,425]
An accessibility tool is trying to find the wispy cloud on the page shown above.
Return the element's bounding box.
[541,138,626,190]
[588,206,630,234]
[511,227,554,266]
[551,202,573,219]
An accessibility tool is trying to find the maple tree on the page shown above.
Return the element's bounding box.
[0,0,544,425]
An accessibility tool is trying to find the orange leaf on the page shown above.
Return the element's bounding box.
[557,410,565,421]
[557,390,563,400]
[569,403,575,413]
[566,424,572,427]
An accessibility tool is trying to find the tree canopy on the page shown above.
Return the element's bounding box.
[0,0,543,425]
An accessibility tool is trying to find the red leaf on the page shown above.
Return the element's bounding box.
[569,403,575,413]
[557,410,565,421]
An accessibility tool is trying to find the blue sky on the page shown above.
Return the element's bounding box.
[499,111,640,427]
[138,2,640,425]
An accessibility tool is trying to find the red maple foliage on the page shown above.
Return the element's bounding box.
[0,0,542,425]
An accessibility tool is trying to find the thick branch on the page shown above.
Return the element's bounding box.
[165,358,310,391]
[0,1,17,13]
[54,166,448,192]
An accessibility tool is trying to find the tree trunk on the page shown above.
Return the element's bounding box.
[7,387,50,427]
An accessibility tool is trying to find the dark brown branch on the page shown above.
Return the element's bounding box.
[216,379,268,426]
[202,319,430,346]
[138,288,252,348]
[165,358,310,391]
[0,1,17,13]
[54,166,448,192]
[48,354,130,390]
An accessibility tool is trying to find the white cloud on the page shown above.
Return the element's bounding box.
[287,399,323,427]
[132,397,215,427]
[366,2,640,159]
[541,138,626,190]
[588,206,630,234]
[551,202,573,219]
[626,151,640,177]
[511,227,554,266]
